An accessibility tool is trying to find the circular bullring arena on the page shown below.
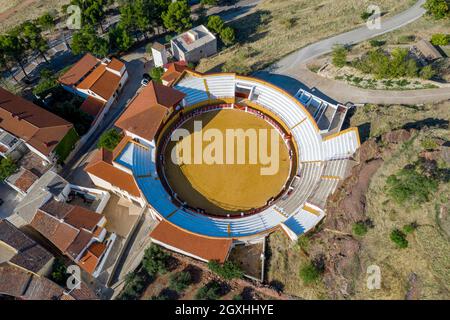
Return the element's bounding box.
[125,71,359,240]
[158,105,296,217]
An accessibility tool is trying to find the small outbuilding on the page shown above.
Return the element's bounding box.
[170,25,217,63]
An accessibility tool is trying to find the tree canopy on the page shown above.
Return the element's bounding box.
[162,0,192,33]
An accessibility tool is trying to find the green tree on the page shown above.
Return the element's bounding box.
[33,68,58,97]
[71,25,109,57]
[195,281,222,300]
[118,4,136,34]
[142,244,170,276]
[0,34,30,79]
[50,258,68,286]
[390,229,408,248]
[207,260,243,280]
[299,262,321,285]
[97,128,122,151]
[332,45,348,68]
[169,271,191,292]
[430,33,450,45]
[420,65,436,80]
[150,66,164,83]
[71,0,107,32]
[20,21,50,63]
[118,272,146,300]
[220,26,235,46]
[423,0,450,19]
[0,157,17,180]
[109,24,133,52]
[207,15,224,34]
[37,12,55,30]
[162,0,192,33]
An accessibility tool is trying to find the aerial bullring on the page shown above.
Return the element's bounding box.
[105,69,360,240]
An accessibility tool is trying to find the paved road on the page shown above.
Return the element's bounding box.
[257,0,450,105]
[272,0,427,72]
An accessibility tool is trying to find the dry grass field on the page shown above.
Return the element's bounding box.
[163,109,291,216]
[0,0,70,32]
[197,0,415,73]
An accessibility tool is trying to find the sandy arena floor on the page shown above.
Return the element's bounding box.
[162,109,291,216]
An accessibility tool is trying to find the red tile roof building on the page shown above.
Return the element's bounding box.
[0,87,73,160]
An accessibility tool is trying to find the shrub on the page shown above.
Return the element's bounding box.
[332,45,348,68]
[232,294,243,300]
[386,166,439,205]
[430,33,450,45]
[419,65,436,80]
[403,222,419,234]
[421,137,439,150]
[169,271,191,292]
[220,27,236,46]
[195,281,222,300]
[296,235,310,251]
[299,262,321,285]
[281,17,296,28]
[353,48,422,79]
[150,67,164,84]
[352,221,368,236]
[207,15,224,34]
[50,258,68,286]
[208,260,243,280]
[33,69,58,98]
[361,10,375,21]
[142,245,170,276]
[369,39,386,47]
[397,35,415,44]
[97,128,122,151]
[424,0,450,19]
[0,157,17,180]
[119,272,147,300]
[390,229,408,248]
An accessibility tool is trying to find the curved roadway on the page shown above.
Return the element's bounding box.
[257,0,450,105]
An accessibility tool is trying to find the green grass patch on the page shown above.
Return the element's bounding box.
[54,127,79,163]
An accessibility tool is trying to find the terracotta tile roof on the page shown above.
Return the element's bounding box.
[0,264,82,300]
[58,53,99,86]
[66,229,93,260]
[0,88,74,156]
[162,61,189,85]
[78,242,107,274]
[150,221,232,263]
[13,169,39,193]
[0,220,54,274]
[0,264,35,297]
[115,81,185,141]
[30,210,79,253]
[40,198,73,220]
[80,96,106,119]
[64,206,103,231]
[85,148,141,198]
[90,69,121,100]
[89,242,107,257]
[76,64,107,90]
[107,58,125,72]
[76,62,122,101]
